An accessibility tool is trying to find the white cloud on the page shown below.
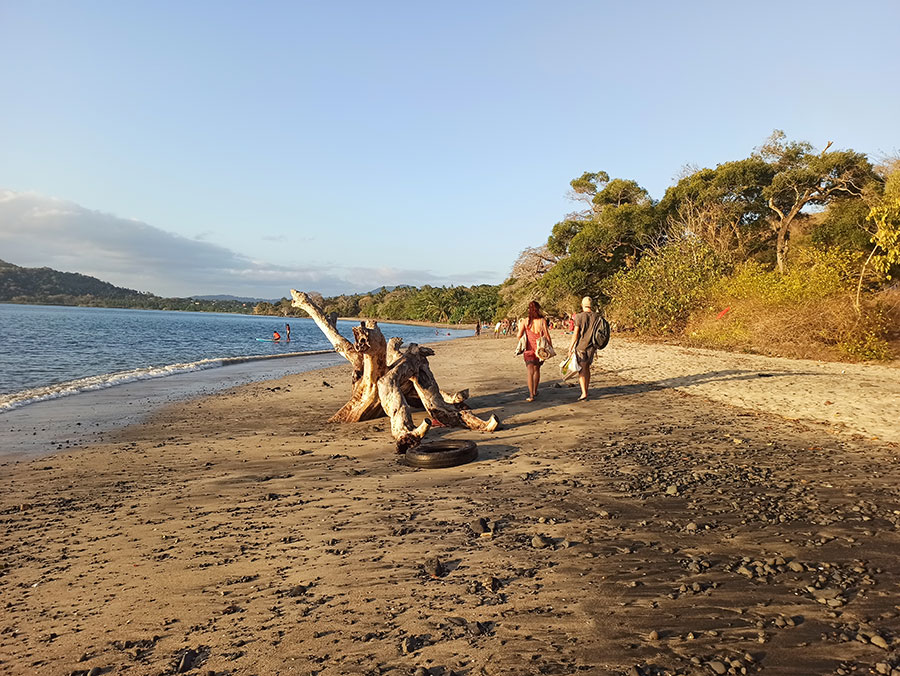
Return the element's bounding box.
[0,190,497,297]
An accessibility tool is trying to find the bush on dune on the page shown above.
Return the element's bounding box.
[687,247,894,361]
[605,238,725,334]
[606,241,895,361]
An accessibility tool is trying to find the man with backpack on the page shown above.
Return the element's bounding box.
[567,296,609,401]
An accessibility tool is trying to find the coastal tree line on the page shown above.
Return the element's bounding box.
[254,284,502,325]
[256,131,900,360]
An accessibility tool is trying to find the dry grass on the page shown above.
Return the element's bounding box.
[686,291,896,362]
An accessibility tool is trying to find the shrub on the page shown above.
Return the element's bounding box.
[605,238,725,334]
[685,246,893,361]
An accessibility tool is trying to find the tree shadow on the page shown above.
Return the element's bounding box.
[458,367,826,424]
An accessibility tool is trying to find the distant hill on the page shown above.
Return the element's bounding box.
[0,260,252,313]
[191,294,278,303]
[0,262,146,301]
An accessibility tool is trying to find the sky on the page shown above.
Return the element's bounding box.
[1,0,898,298]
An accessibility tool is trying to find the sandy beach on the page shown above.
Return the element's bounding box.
[1,331,899,676]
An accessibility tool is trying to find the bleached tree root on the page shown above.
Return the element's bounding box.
[292,290,386,423]
[382,344,500,450]
[290,289,500,450]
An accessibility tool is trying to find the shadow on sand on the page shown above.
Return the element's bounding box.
[452,366,825,431]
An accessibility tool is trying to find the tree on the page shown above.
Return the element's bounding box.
[510,245,559,282]
[658,158,775,257]
[593,178,652,210]
[868,197,900,276]
[757,131,879,273]
[411,286,454,323]
[523,172,663,309]
[567,171,610,212]
[458,285,501,322]
[811,198,873,252]
[855,178,900,311]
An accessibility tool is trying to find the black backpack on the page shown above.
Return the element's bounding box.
[590,313,610,350]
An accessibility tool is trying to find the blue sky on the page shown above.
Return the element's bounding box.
[1,0,898,297]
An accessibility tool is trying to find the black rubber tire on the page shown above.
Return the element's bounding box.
[403,440,478,469]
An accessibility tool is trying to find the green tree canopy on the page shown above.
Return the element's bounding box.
[757,131,880,272]
[658,158,775,256]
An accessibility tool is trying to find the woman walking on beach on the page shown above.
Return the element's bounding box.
[517,300,553,402]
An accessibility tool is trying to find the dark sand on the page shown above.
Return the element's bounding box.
[1,333,899,676]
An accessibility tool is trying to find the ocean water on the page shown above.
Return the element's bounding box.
[0,304,471,411]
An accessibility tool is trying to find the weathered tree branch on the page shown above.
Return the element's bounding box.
[291,289,498,449]
[291,289,385,422]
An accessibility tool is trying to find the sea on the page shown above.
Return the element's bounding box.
[0,304,469,408]
[0,304,471,457]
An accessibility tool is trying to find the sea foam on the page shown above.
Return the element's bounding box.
[0,350,332,413]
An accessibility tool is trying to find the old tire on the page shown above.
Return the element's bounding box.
[403,440,478,469]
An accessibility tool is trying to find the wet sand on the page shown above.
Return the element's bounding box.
[1,333,899,676]
[0,352,344,460]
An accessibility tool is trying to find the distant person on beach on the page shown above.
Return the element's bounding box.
[567,296,600,401]
[494,321,501,338]
[517,300,553,402]
[273,330,281,341]
[475,321,481,337]
[285,323,291,341]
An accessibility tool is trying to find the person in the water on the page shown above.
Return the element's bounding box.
[273,330,281,341]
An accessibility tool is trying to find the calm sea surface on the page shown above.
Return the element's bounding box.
[0,304,470,410]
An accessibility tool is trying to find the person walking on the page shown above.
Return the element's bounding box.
[517,300,553,402]
[567,296,600,401]
[285,323,291,341]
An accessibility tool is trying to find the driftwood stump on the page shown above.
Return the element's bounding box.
[290,289,499,450]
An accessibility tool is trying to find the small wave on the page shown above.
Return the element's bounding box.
[0,350,335,414]
[0,350,334,413]
[0,359,228,413]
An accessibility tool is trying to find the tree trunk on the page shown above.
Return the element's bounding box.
[409,349,499,432]
[291,289,498,450]
[291,290,386,422]
[775,225,788,275]
[380,343,499,451]
[387,336,469,406]
[376,346,433,451]
[769,194,809,274]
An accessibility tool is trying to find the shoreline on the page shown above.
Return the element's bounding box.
[0,328,473,461]
[3,330,898,462]
[339,316,478,330]
[2,332,899,674]
[0,349,336,414]
[0,351,345,461]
